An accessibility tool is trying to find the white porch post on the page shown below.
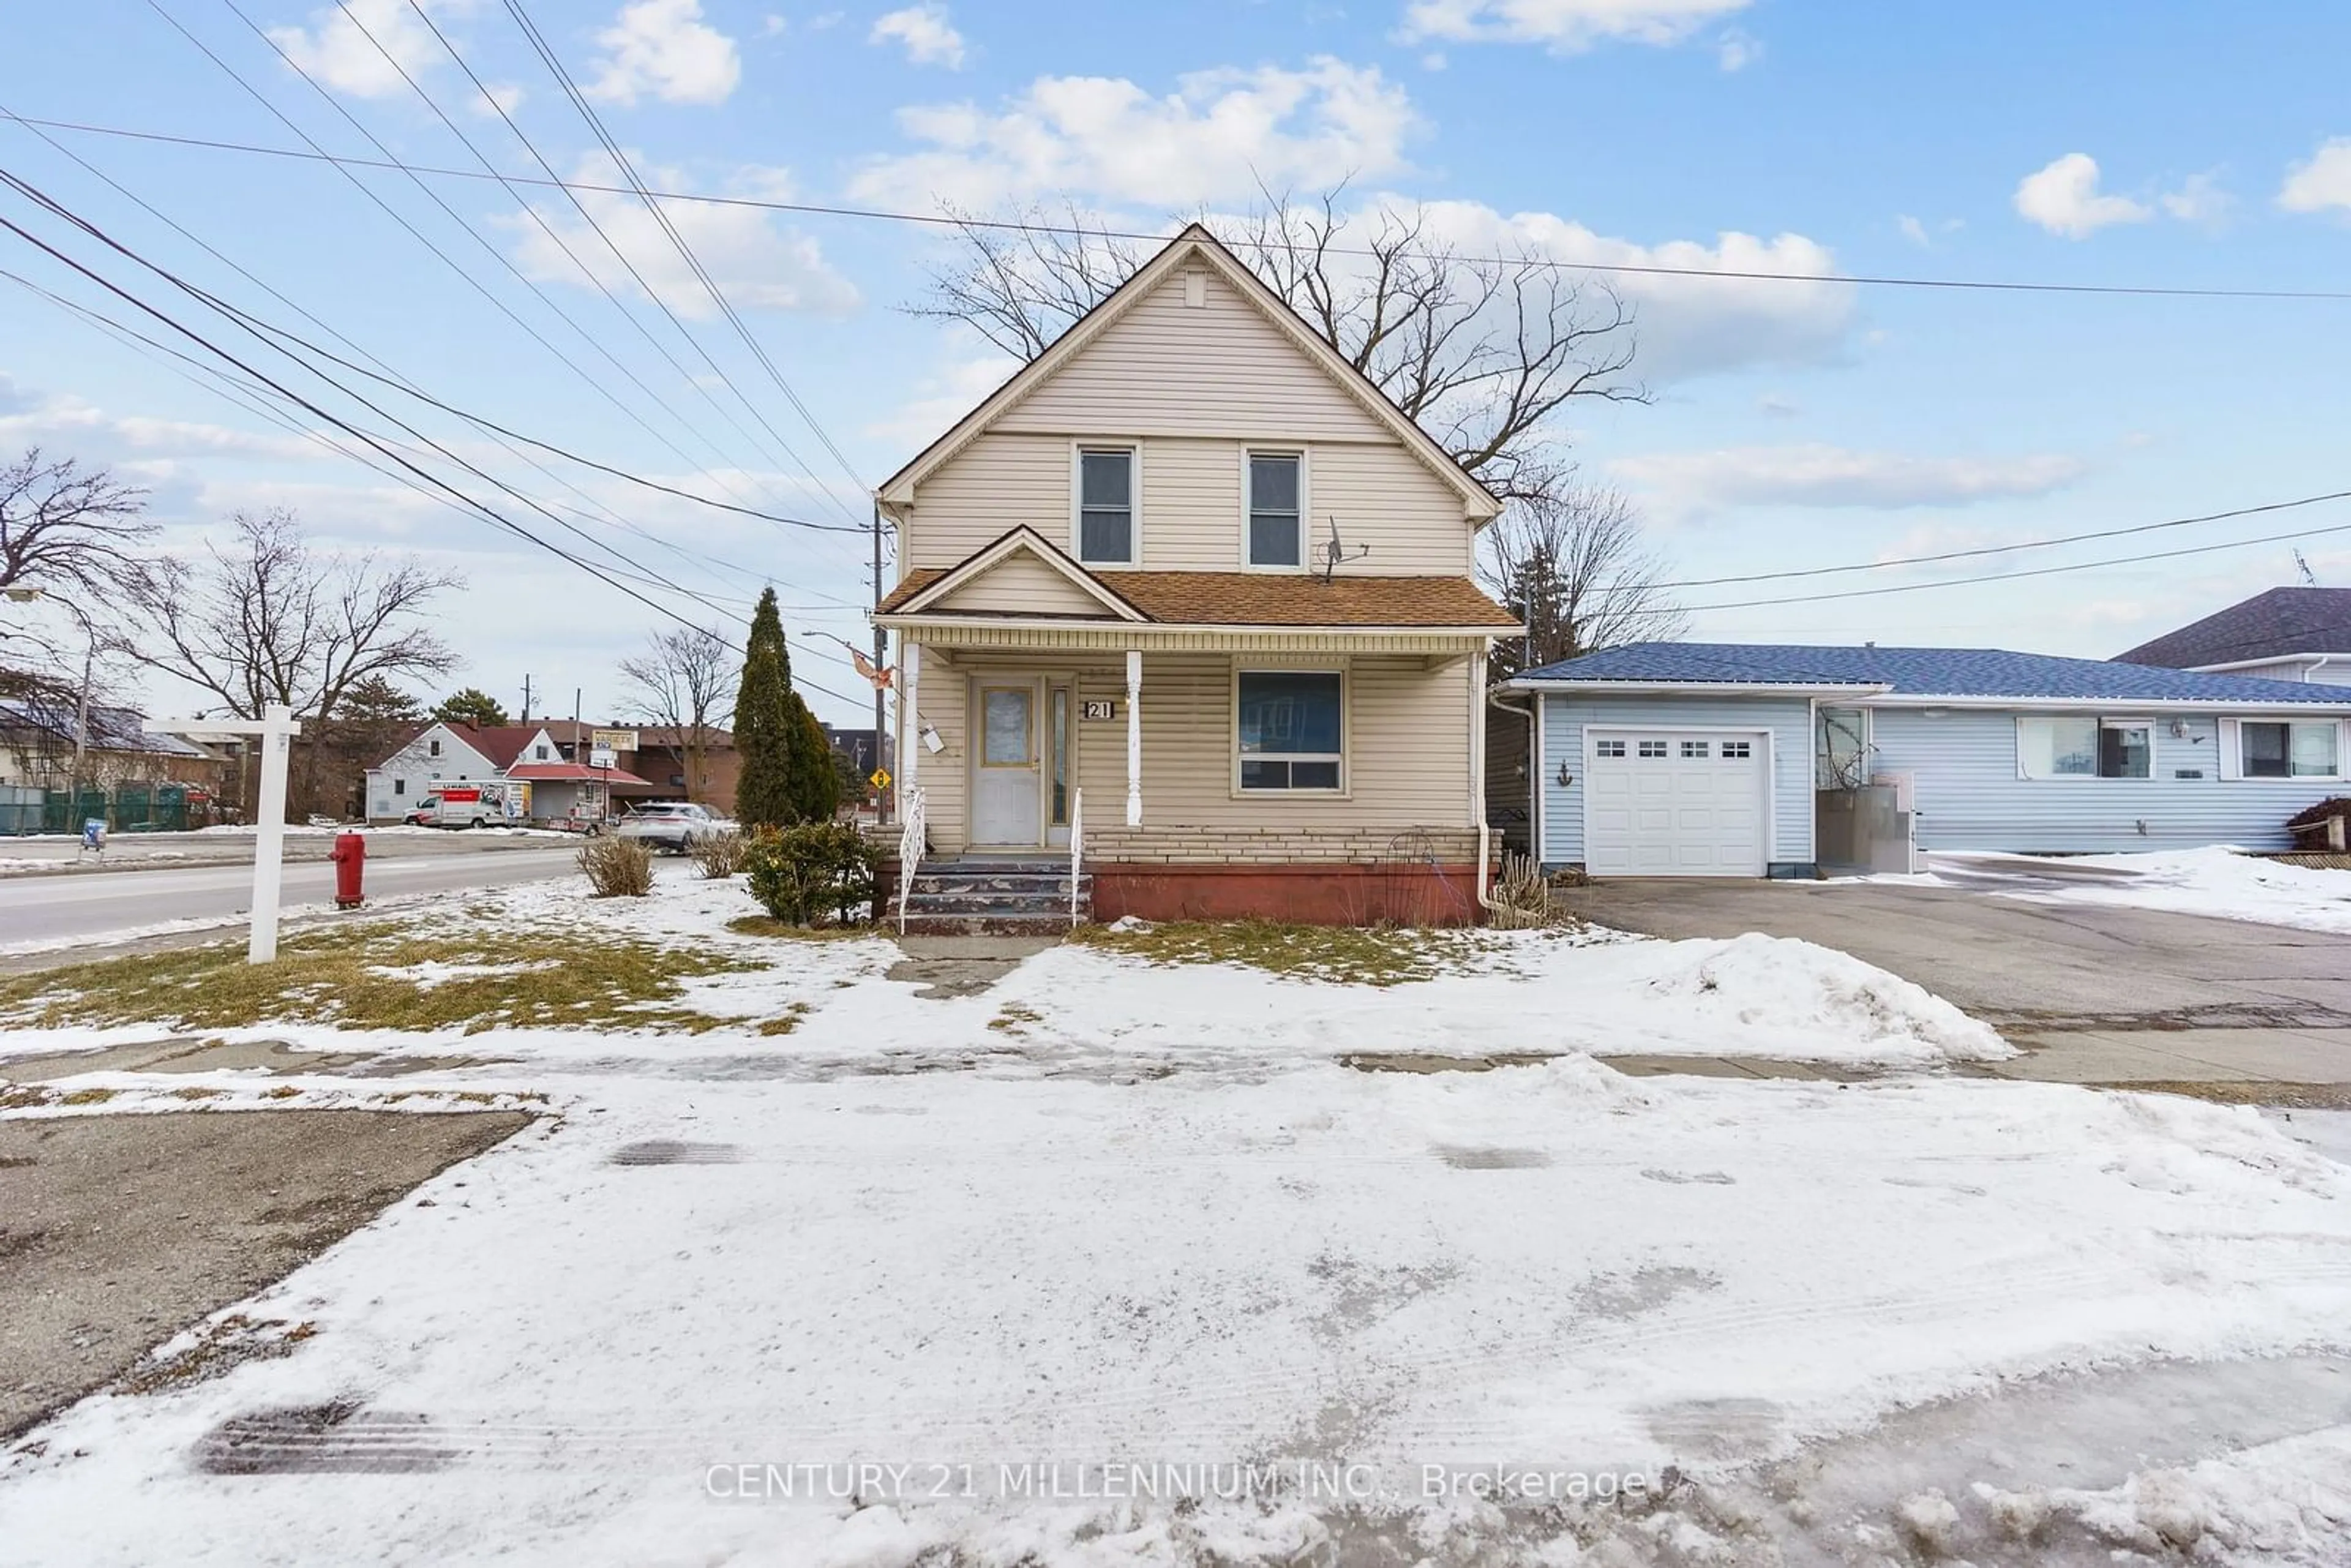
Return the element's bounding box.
[1124,649,1142,827]
[899,640,920,796]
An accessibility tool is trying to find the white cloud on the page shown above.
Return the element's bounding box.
[0,391,320,462]
[848,58,1422,209]
[1895,214,1929,247]
[2158,170,2232,225]
[266,0,462,99]
[869,4,966,69]
[585,0,741,107]
[2279,138,2351,214]
[1610,443,2088,522]
[1399,0,1750,53]
[1715,28,1760,71]
[1400,198,1856,383]
[505,153,860,317]
[2013,153,2151,239]
[864,353,1020,452]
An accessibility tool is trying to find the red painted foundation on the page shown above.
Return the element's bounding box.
[1090,862,1482,926]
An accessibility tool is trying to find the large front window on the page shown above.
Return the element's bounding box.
[2017,716,2150,779]
[1077,447,1135,564]
[2242,720,2341,778]
[1237,670,1342,791]
[1247,452,1302,567]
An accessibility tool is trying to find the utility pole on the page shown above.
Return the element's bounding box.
[872,498,888,826]
[521,673,533,722]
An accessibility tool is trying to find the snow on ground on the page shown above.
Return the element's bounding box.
[7,869,2350,1563]
[1910,847,2351,936]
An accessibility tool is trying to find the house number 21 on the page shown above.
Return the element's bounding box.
[1080,699,1117,721]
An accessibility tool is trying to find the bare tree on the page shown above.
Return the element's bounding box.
[112,509,462,817]
[0,448,154,663]
[619,625,738,805]
[1479,481,1687,677]
[909,189,1647,505]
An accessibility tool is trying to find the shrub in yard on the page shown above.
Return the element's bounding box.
[691,828,749,879]
[578,835,654,898]
[743,822,879,926]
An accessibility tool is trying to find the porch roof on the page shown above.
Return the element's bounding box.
[877,565,1518,631]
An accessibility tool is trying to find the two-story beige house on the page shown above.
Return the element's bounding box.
[874,225,1519,925]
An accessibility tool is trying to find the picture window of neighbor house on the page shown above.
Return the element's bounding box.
[2241,720,2341,778]
[1237,671,1342,790]
[2017,716,2151,779]
[1078,447,1135,564]
[1247,452,1302,567]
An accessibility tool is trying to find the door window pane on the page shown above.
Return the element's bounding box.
[1050,688,1070,825]
[1079,449,1133,562]
[982,689,1032,766]
[1248,453,1300,566]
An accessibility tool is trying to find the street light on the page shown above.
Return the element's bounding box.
[2,585,96,808]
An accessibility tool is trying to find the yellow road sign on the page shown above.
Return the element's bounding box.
[868,768,891,791]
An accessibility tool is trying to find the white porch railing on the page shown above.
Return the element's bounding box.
[895,786,926,935]
[1068,787,1084,928]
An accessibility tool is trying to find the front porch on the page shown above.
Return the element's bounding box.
[883,631,1498,927]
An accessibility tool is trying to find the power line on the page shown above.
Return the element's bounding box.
[1,99,863,576]
[1655,487,2351,590]
[495,0,871,509]
[12,111,2351,304]
[1681,514,2351,613]
[144,0,816,531]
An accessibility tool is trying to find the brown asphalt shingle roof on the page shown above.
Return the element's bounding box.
[877,565,1518,629]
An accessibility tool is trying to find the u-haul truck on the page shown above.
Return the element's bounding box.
[417,781,528,827]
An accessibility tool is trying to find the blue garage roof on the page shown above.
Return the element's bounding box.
[1514,643,2351,705]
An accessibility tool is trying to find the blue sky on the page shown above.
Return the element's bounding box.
[4,0,2350,724]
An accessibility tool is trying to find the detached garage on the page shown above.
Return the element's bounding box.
[1504,643,2351,877]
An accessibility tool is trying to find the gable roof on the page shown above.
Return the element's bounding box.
[2113,587,2351,669]
[893,527,1147,621]
[426,723,551,769]
[1513,642,2351,707]
[876,223,1502,522]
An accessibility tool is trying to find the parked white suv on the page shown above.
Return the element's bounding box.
[614,801,730,853]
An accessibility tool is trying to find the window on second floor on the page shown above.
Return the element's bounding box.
[1247,452,1302,568]
[1076,446,1136,565]
[428,738,441,757]
[534,744,549,760]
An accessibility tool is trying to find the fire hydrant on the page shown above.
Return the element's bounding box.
[330,830,366,909]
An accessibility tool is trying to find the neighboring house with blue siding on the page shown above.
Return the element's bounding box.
[1502,643,2351,877]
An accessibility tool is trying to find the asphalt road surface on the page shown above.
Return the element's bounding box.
[0,847,583,949]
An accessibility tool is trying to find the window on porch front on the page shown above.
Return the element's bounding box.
[1236,670,1343,791]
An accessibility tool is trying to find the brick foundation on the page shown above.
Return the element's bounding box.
[1091,861,1482,925]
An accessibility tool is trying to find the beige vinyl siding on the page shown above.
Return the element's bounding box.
[907,433,1474,576]
[929,552,1111,617]
[901,434,1069,568]
[908,650,1471,853]
[994,271,1402,445]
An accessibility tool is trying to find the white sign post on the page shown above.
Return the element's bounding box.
[168,703,302,964]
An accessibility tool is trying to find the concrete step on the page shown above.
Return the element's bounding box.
[904,888,1088,915]
[909,872,1091,896]
[915,858,1073,876]
[898,910,1084,937]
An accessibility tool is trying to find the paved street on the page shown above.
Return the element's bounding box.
[0,847,583,950]
[1559,869,2351,1087]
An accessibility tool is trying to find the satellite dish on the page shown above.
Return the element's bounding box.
[1319,515,1371,583]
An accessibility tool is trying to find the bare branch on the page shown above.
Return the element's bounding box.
[1479,481,1687,675]
[618,625,740,805]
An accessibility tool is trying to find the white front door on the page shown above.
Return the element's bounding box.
[1585,730,1767,877]
[972,681,1043,846]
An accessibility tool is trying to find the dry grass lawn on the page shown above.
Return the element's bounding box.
[1069,920,1497,988]
[0,925,760,1035]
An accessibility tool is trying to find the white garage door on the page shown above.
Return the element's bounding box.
[1585,730,1768,877]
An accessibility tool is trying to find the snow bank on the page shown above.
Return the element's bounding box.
[1939,845,2351,936]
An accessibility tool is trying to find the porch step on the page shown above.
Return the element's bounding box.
[893,856,1092,934]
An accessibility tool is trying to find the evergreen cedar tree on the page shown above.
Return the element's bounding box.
[433,686,510,727]
[733,587,837,828]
